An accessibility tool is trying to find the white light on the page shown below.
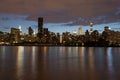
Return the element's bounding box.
[19,25,22,31]
[109,27,111,30]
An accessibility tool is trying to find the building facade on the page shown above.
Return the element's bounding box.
[10,28,20,43]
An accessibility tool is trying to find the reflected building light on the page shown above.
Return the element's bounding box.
[43,47,47,61]
[89,47,94,67]
[107,48,114,73]
[32,46,36,63]
[32,46,36,74]
[43,47,47,55]
[79,47,85,70]
[59,47,65,57]
[17,46,24,79]
[74,47,78,56]
[1,46,5,59]
[80,47,85,57]
[68,47,71,54]
[89,47,96,80]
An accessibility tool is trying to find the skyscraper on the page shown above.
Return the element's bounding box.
[78,25,82,35]
[28,27,33,35]
[90,20,93,34]
[38,17,43,34]
[38,17,43,38]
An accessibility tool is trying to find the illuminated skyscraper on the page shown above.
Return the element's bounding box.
[90,20,93,34]
[18,25,22,36]
[78,25,82,35]
[10,28,20,43]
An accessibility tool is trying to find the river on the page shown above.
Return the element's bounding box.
[0,46,120,80]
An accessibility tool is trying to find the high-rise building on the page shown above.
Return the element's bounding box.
[38,17,43,38]
[90,20,93,34]
[38,17,43,34]
[78,25,82,35]
[28,27,33,35]
[10,28,20,43]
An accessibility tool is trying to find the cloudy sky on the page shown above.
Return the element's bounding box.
[0,0,120,33]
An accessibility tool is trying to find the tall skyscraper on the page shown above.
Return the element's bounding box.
[38,17,43,38]
[38,17,43,34]
[90,20,93,34]
[78,25,82,35]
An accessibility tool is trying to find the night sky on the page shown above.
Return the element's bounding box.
[0,0,120,34]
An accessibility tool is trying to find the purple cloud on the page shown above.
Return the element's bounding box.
[0,0,120,25]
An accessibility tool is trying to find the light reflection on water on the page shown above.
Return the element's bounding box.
[17,46,24,79]
[0,46,120,80]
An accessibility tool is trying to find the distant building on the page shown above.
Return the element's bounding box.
[19,25,22,36]
[73,30,77,36]
[60,35,62,43]
[78,25,83,35]
[28,27,34,35]
[43,28,49,35]
[104,26,110,32]
[10,28,20,43]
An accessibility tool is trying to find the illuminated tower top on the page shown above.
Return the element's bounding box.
[90,20,93,34]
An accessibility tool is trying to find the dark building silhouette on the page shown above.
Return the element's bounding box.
[28,27,33,35]
[43,28,49,35]
[38,17,43,33]
[104,26,109,32]
[38,17,43,38]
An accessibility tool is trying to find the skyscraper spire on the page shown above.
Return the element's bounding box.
[78,25,82,35]
[90,20,93,34]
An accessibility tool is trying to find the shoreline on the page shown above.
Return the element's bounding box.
[0,43,120,47]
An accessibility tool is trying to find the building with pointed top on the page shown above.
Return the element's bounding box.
[90,20,93,34]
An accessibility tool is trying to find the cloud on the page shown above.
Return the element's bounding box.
[0,0,120,25]
[0,14,28,21]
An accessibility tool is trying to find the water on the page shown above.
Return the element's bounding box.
[0,46,120,80]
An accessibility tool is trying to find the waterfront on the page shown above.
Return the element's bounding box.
[0,46,120,80]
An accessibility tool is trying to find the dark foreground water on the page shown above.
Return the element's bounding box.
[0,46,120,80]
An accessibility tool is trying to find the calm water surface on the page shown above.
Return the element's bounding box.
[0,46,120,80]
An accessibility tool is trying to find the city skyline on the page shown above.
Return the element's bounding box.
[0,0,120,34]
